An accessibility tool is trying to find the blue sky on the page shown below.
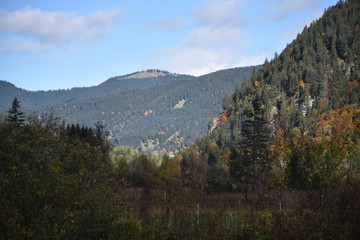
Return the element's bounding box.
[0,0,338,91]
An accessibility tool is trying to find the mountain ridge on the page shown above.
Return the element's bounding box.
[0,69,193,111]
[1,66,260,152]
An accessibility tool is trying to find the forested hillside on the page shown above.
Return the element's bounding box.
[194,0,360,199]
[1,67,258,152]
[201,0,359,151]
[0,70,192,110]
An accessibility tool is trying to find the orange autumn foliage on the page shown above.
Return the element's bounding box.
[299,80,306,89]
[271,105,360,189]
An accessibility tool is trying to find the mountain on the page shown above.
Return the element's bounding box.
[197,0,359,175]
[0,70,192,110]
[1,67,259,152]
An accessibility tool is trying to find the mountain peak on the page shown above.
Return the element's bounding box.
[123,69,176,79]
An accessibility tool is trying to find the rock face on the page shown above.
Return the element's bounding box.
[173,99,186,109]
[208,109,232,134]
[144,109,154,116]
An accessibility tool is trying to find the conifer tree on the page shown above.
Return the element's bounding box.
[240,96,272,198]
[5,97,25,126]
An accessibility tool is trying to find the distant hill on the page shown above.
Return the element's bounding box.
[1,67,259,152]
[0,70,192,110]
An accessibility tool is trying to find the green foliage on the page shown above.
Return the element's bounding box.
[111,145,138,164]
[130,155,163,189]
[206,163,230,192]
[0,116,125,239]
[5,97,25,126]
[159,154,182,193]
[179,147,208,190]
[239,99,272,197]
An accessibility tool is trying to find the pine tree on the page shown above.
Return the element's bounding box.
[5,97,25,126]
[240,96,272,198]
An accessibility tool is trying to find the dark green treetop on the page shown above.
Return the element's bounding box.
[5,97,25,126]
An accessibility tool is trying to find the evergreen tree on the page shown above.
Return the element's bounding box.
[5,97,25,126]
[239,97,272,198]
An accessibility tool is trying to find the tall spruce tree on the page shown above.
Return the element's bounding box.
[240,96,272,198]
[5,97,25,126]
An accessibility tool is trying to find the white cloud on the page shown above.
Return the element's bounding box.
[163,48,228,76]
[193,0,245,27]
[156,28,242,75]
[0,7,127,54]
[142,19,184,31]
[148,0,324,76]
[157,28,263,76]
[160,46,268,76]
[184,27,245,48]
[157,45,268,76]
[154,0,255,75]
[234,52,269,67]
[0,37,52,54]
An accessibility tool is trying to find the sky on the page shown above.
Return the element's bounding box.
[0,0,339,91]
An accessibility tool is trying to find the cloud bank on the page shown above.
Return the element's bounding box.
[158,0,250,75]
[158,0,322,76]
[0,7,127,54]
[193,0,245,27]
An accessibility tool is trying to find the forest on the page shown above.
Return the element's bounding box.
[1,67,258,152]
[1,0,360,239]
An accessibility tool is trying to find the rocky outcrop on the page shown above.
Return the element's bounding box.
[208,109,232,134]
